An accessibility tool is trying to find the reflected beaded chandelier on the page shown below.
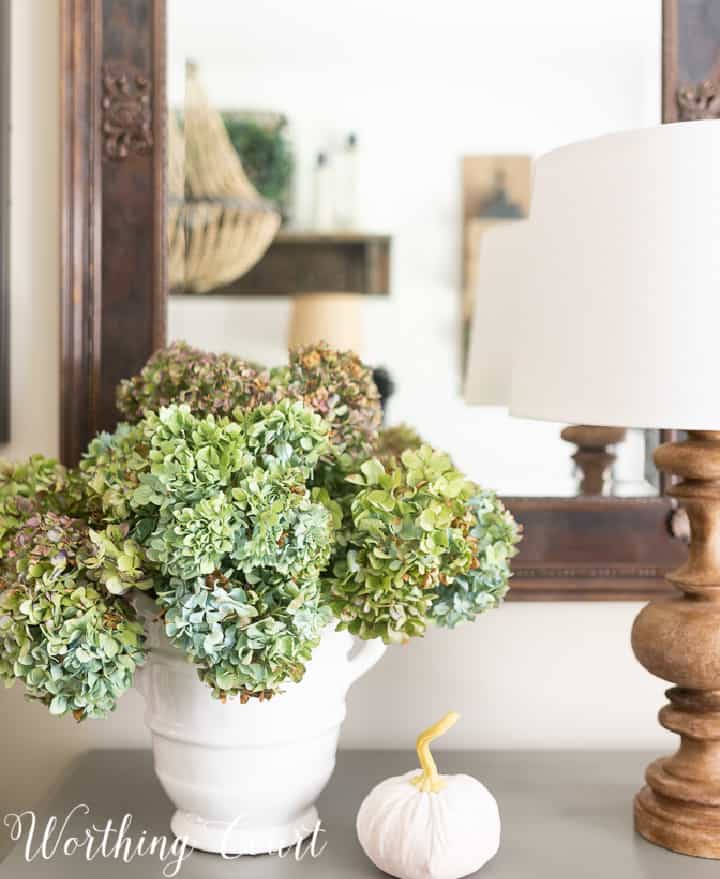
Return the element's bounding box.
[168,63,281,294]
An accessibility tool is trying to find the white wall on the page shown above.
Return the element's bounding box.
[1,0,59,462]
[0,0,674,817]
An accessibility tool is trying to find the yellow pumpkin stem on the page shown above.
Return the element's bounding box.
[410,711,460,793]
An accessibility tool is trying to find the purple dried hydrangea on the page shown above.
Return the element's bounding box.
[12,511,88,574]
[10,512,153,595]
[0,455,85,565]
[277,342,382,461]
[116,340,273,423]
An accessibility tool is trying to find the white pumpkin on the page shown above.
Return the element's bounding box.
[356,712,500,879]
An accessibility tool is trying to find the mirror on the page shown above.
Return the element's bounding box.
[165,0,662,500]
[60,0,686,599]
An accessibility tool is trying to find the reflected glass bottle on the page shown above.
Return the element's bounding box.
[311,151,333,229]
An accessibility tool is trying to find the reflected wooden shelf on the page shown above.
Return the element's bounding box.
[170,230,391,298]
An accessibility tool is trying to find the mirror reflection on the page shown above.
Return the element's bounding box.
[167,0,660,498]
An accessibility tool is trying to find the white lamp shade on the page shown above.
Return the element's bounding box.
[510,120,720,431]
[464,221,530,406]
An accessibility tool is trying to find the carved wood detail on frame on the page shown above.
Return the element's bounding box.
[513,567,667,580]
[102,65,153,160]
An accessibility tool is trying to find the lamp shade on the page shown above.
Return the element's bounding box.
[510,120,720,430]
[464,221,530,406]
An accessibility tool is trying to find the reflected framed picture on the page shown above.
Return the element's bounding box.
[460,155,531,371]
[0,0,9,443]
[663,0,720,121]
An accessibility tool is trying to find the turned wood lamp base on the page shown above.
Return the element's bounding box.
[635,751,720,858]
[560,424,627,495]
[632,430,720,859]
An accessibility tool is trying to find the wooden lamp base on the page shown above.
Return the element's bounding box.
[632,430,720,858]
[560,424,627,495]
[287,292,362,353]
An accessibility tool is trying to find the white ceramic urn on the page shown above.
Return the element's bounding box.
[134,612,385,855]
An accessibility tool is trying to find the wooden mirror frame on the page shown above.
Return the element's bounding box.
[59,0,686,601]
[60,0,166,466]
[0,0,10,444]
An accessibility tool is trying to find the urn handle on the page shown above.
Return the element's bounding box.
[346,637,386,685]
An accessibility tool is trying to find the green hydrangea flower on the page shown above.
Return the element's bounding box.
[114,400,327,510]
[325,445,519,643]
[84,524,155,595]
[140,405,251,501]
[90,401,338,700]
[157,570,330,700]
[81,423,152,524]
[236,399,331,479]
[430,490,521,628]
[230,472,333,579]
[82,405,250,528]
[116,340,272,422]
[0,514,147,719]
[376,424,424,464]
[122,401,335,578]
[147,493,240,580]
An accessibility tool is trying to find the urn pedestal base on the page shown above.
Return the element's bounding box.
[134,611,386,860]
[171,806,320,856]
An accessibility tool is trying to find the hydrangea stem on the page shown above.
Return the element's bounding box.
[411,711,460,793]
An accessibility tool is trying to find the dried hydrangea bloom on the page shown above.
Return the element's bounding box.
[325,445,521,643]
[0,513,148,719]
[277,342,382,462]
[101,402,335,700]
[116,340,273,422]
[376,424,424,464]
[157,569,331,701]
[0,455,85,562]
[429,490,522,628]
[80,422,151,524]
[12,512,154,596]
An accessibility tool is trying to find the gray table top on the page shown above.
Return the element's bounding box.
[0,749,716,877]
